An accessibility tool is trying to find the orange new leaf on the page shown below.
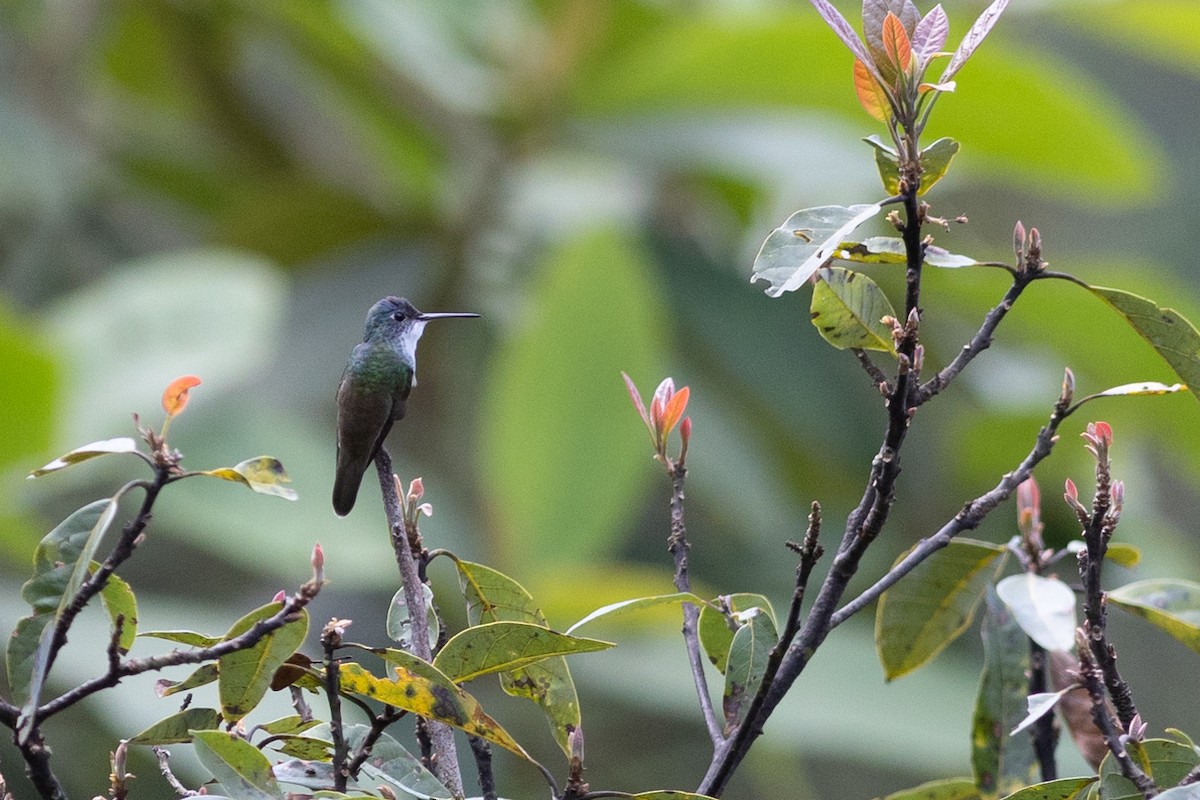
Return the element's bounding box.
[162,375,202,417]
[881,12,912,73]
[659,386,690,438]
[853,59,890,122]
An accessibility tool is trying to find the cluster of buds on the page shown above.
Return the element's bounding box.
[1064,421,1124,536]
[623,373,692,470]
[1015,476,1048,566]
[397,477,433,529]
[1013,221,1046,274]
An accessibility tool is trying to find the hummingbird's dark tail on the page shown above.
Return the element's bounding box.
[332,460,367,516]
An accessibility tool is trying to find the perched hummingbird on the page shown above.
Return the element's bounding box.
[333,296,479,516]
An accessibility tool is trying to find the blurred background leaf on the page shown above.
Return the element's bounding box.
[2,1,1199,798]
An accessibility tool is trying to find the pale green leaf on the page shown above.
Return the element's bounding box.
[95,566,138,654]
[387,582,438,652]
[876,539,1007,680]
[1088,285,1200,401]
[1105,542,1141,568]
[995,573,1076,652]
[997,777,1095,800]
[752,205,884,298]
[567,592,706,635]
[128,708,221,745]
[191,729,283,800]
[434,621,613,683]
[138,630,222,647]
[1108,579,1200,655]
[918,137,960,195]
[834,236,978,268]
[28,437,139,478]
[155,663,219,697]
[218,603,309,722]
[879,777,980,800]
[811,266,897,353]
[1099,739,1200,800]
[699,593,777,675]
[722,607,777,733]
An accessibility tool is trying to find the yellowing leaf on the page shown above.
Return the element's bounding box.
[202,457,298,500]
[162,374,201,417]
[338,660,531,760]
[811,267,897,354]
[854,59,890,121]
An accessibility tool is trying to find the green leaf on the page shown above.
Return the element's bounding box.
[972,590,1039,800]
[386,582,439,652]
[481,229,665,568]
[1107,579,1200,655]
[155,663,220,697]
[567,591,707,635]
[877,539,1007,680]
[699,593,777,674]
[879,777,980,800]
[811,266,897,353]
[334,724,451,799]
[434,621,614,683]
[995,573,1077,652]
[338,661,531,761]
[95,565,138,654]
[16,498,119,738]
[218,602,309,722]
[454,559,580,756]
[752,204,885,298]
[1088,285,1200,400]
[27,437,140,478]
[1105,543,1141,568]
[919,137,961,195]
[1099,739,1200,800]
[256,715,320,736]
[722,607,777,734]
[5,614,51,705]
[628,793,719,800]
[202,457,298,500]
[128,708,222,745]
[274,735,333,760]
[835,236,979,268]
[191,729,283,800]
[138,629,222,647]
[997,777,1095,800]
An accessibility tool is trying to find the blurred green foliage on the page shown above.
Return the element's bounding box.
[2,1,1200,798]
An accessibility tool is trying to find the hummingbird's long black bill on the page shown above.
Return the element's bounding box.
[418,311,481,320]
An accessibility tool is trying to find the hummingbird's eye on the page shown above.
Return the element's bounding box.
[392,312,404,322]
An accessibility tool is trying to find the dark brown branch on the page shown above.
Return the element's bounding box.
[1077,641,1157,797]
[468,736,498,800]
[346,706,404,777]
[1028,640,1058,781]
[666,461,723,746]
[829,394,1071,627]
[374,447,463,796]
[852,348,891,394]
[322,626,348,792]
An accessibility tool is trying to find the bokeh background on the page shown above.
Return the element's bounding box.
[2,0,1199,797]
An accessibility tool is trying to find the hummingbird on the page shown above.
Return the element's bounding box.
[333,296,479,516]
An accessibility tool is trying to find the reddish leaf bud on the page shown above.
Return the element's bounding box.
[1013,220,1026,263]
[312,542,325,570]
[409,477,425,502]
[162,375,202,417]
[272,589,287,604]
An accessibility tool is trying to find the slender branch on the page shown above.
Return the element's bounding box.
[374,447,463,797]
[698,181,927,797]
[829,393,1071,628]
[152,747,198,797]
[346,706,404,777]
[852,348,891,394]
[36,581,319,719]
[1077,640,1157,798]
[322,626,349,792]
[666,460,723,746]
[1028,640,1058,781]
[918,273,1033,404]
[468,736,498,800]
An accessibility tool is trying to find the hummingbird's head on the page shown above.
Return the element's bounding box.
[362,296,480,344]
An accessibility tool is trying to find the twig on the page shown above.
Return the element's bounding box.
[468,736,498,800]
[1028,640,1058,781]
[918,274,1033,404]
[666,460,723,747]
[1077,640,1157,797]
[152,747,198,797]
[852,348,891,394]
[375,446,463,797]
[322,622,349,792]
[829,391,1071,628]
[346,706,404,777]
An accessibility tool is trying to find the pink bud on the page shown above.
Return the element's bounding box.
[1016,476,1040,530]
[409,477,425,501]
[1064,478,1078,502]
[272,590,287,604]
[312,542,325,569]
[1013,220,1026,259]
[680,416,692,443]
[1092,421,1113,446]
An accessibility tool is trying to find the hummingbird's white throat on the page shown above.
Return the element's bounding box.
[398,319,429,385]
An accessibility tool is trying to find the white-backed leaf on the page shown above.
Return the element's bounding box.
[752,204,884,297]
[912,4,949,66]
[28,437,140,478]
[1010,689,1073,737]
[939,0,1011,83]
[995,573,1076,652]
